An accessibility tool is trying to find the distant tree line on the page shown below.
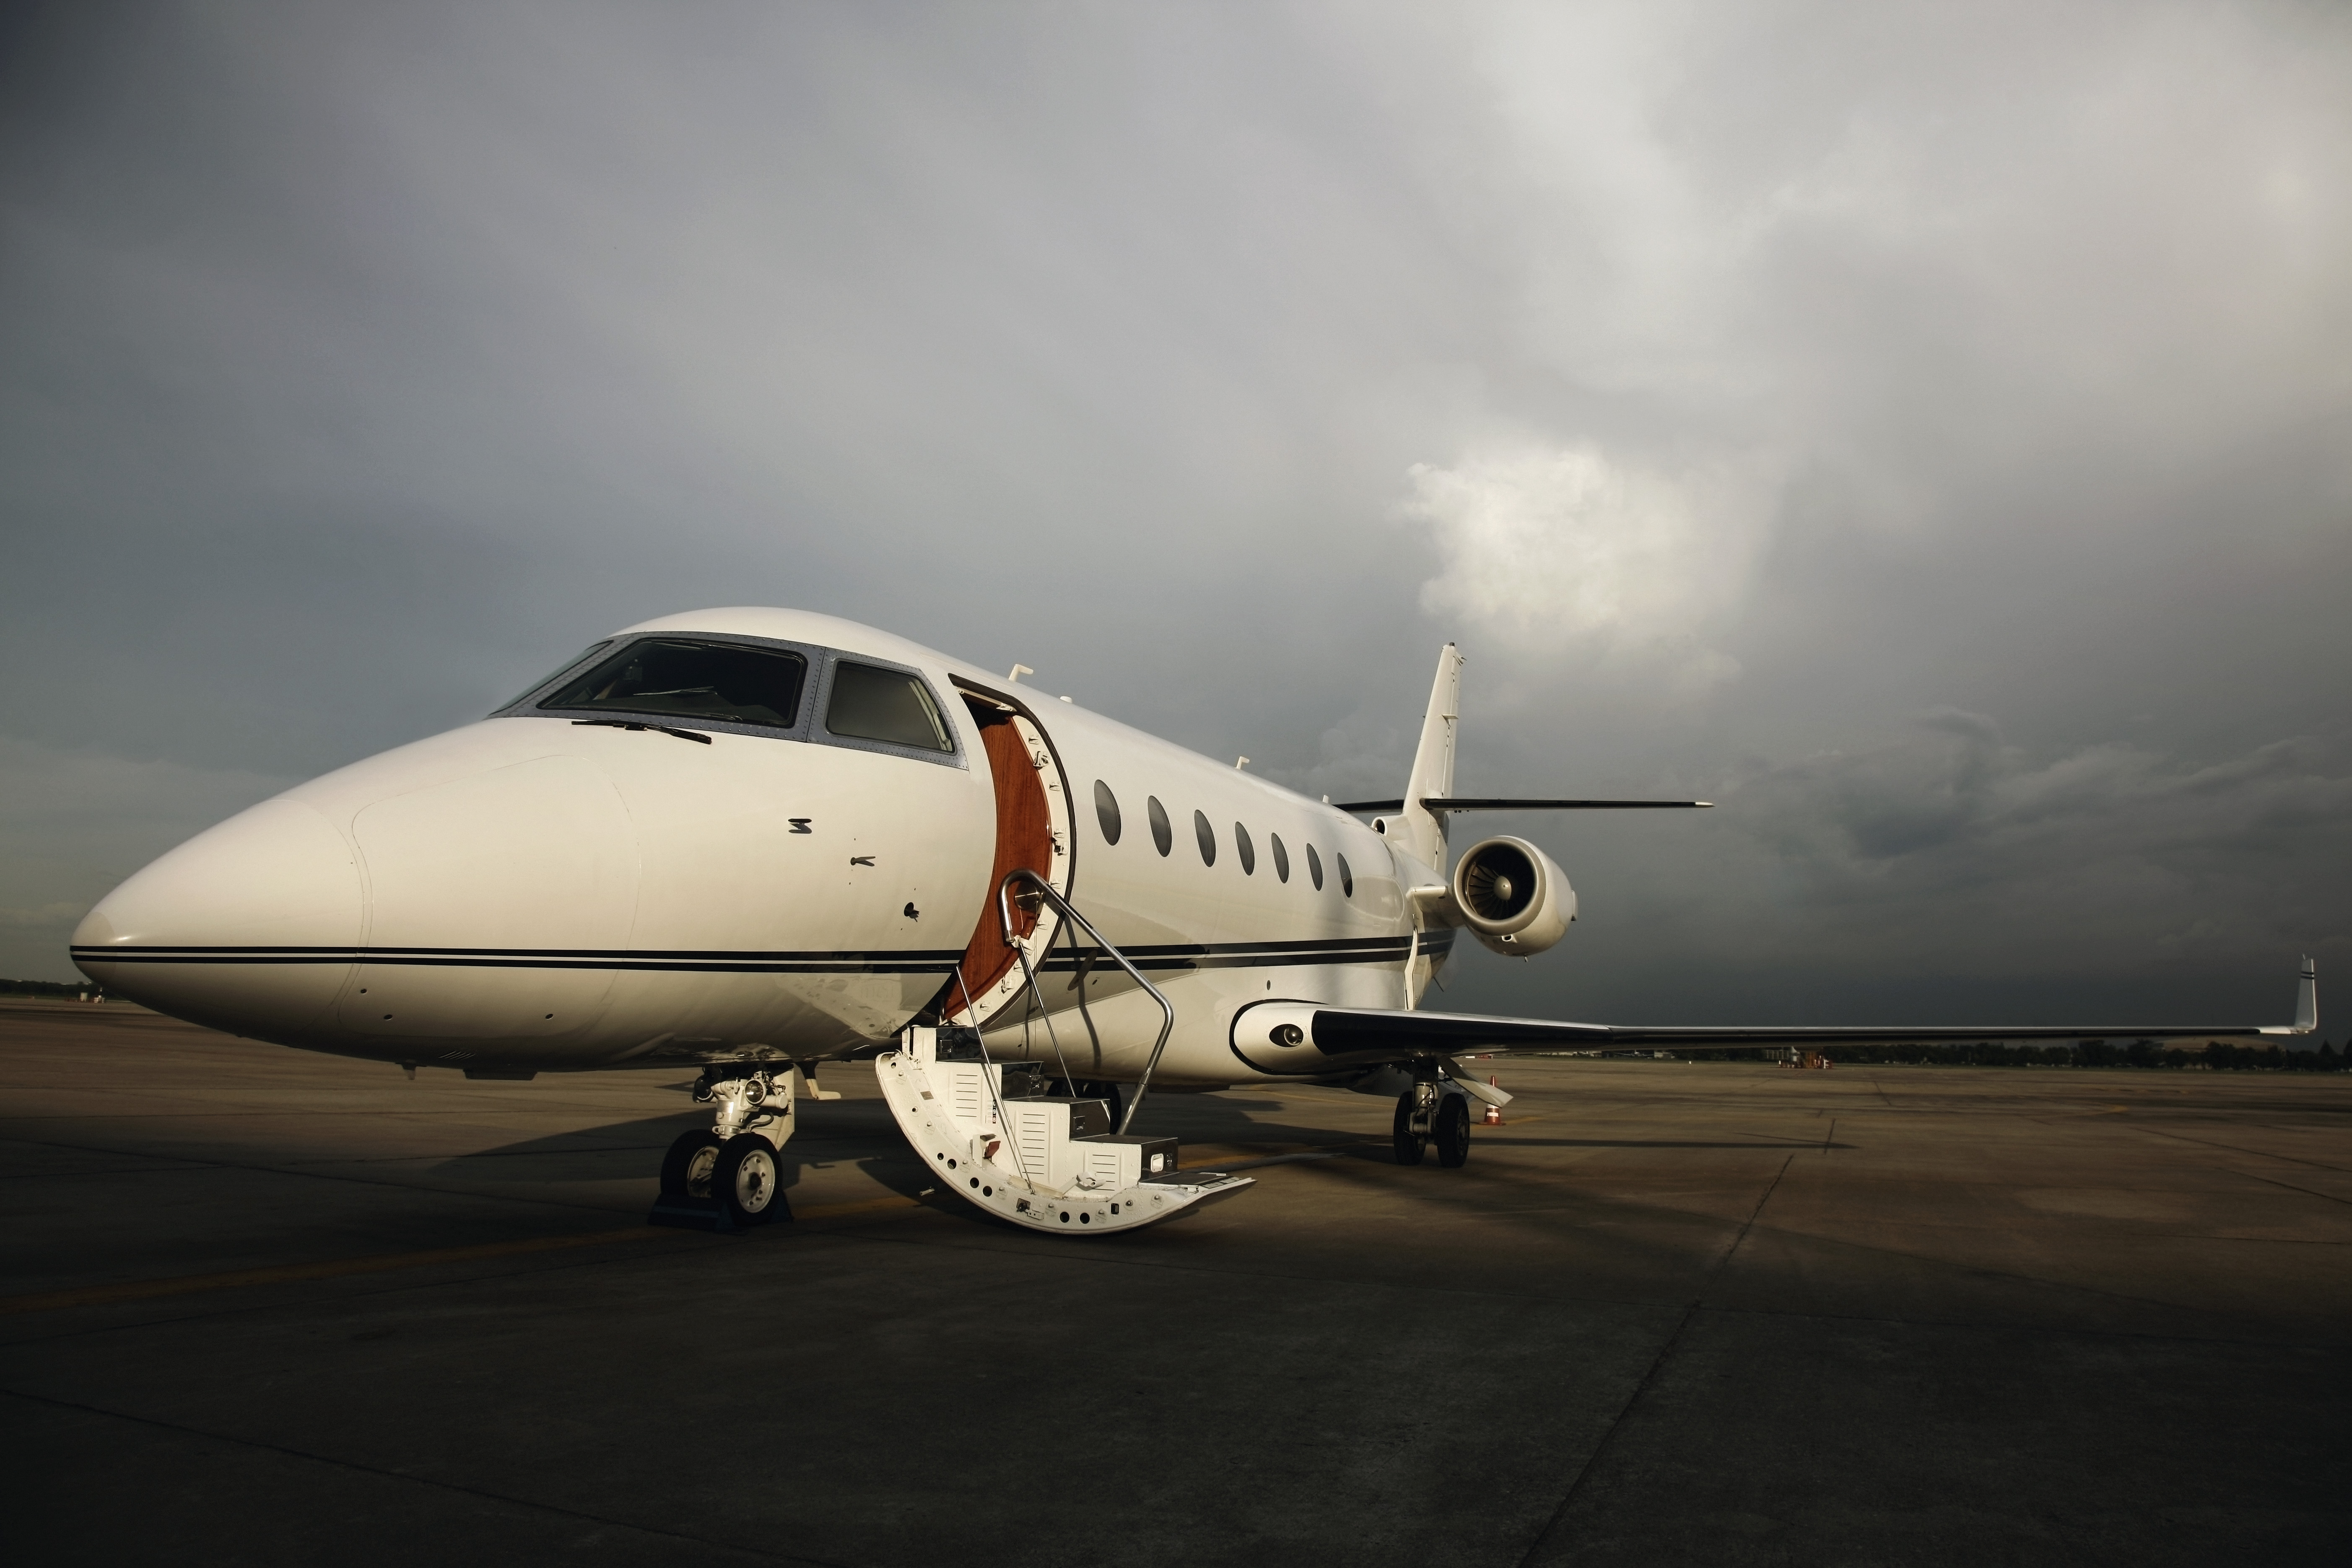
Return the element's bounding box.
[0,976,93,998]
[1710,1039,2345,1071]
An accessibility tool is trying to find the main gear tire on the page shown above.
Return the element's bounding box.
[1392,1093,1427,1166]
[1435,1093,1472,1168]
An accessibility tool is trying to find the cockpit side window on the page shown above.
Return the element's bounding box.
[826,661,953,752]
[497,642,611,712]
[541,639,807,728]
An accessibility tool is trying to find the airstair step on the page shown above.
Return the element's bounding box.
[1078,1132,1179,1179]
[1007,1095,1114,1139]
[875,1028,1253,1234]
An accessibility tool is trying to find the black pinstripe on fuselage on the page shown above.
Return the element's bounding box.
[68,930,1452,977]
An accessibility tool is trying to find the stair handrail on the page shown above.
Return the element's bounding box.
[997,867,1176,1135]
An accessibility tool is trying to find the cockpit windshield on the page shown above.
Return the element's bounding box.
[539,639,807,728]
[825,660,953,751]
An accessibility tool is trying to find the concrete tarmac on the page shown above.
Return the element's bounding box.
[3,999,2346,1565]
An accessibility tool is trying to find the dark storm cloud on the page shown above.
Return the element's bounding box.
[3,1,2346,1025]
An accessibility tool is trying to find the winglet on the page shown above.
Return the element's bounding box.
[2261,956,2318,1036]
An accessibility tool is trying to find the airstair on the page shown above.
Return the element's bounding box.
[875,871,1253,1233]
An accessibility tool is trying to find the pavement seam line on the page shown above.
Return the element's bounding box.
[0,1221,906,1350]
[15,1218,2334,1360]
[0,1228,678,1314]
[831,1183,2345,1349]
[0,1131,660,1220]
[841,1159,2209,1317]
[1512,1150,1795,1568]
[0,1386,845,1566]
[1,1196,927,1315]
[2118,1122,2352,1181]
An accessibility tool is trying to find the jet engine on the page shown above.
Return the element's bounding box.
[1449,836,1575,956]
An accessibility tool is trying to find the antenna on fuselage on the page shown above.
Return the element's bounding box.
[1007,663,1033,683]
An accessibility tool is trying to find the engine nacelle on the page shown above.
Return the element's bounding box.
[1449,836,1575,957]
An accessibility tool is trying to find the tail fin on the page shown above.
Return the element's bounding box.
[2262,956,2320,1037]
[1399,644,1462,867]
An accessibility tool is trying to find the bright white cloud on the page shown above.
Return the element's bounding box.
[1403,442,1761,686]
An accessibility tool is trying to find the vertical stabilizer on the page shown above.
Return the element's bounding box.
[2262,956,2319,1037]
[1399,644,1463,868]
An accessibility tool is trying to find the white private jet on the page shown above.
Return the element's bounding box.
[72,608,2318,1234]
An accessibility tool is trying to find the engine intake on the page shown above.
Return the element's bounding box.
[1450,836,1574,956]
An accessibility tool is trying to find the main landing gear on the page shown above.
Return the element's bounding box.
[656,1067,794,1228]
[1393,1080,1472,1168]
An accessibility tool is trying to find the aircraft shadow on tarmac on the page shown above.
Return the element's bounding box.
[424,1099,923,1205]
[424,1087,1851,1235]
[1479,1136,1858,1150]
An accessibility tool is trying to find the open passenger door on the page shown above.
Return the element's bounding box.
[940,679,1074,1029]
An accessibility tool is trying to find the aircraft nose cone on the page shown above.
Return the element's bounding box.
[73,798,363,1037]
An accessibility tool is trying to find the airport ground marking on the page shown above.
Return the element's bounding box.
[0,1129,678,1222]
[0,1386,848,1566]
[1,1189,955,1315]
[0,1226,685,1315]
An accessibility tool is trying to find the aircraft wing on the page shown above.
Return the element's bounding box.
[1229,959,2318,1072]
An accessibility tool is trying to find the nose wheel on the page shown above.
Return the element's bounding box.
[714,1134,782,1226]
[659,1129,722,1199]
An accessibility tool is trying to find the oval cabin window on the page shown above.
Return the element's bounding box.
[1270,833,1290,883]
[1193,810,1217,866]
[1235,823,1256,875]
[1093,780,1121,845]
[1306,843,1324,890]
[1148,796,1173,857]
[1337,852,1354,898]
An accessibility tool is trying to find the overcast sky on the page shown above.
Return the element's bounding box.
[4,1,2347,1027]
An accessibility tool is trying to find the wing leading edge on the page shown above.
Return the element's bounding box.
[1229,959,2318,1074]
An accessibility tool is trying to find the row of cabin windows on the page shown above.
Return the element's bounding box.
[1091,780,1353,897]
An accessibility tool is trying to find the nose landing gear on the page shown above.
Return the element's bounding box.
[652,1067,794,1229]
[1393,1080,1473,1168]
